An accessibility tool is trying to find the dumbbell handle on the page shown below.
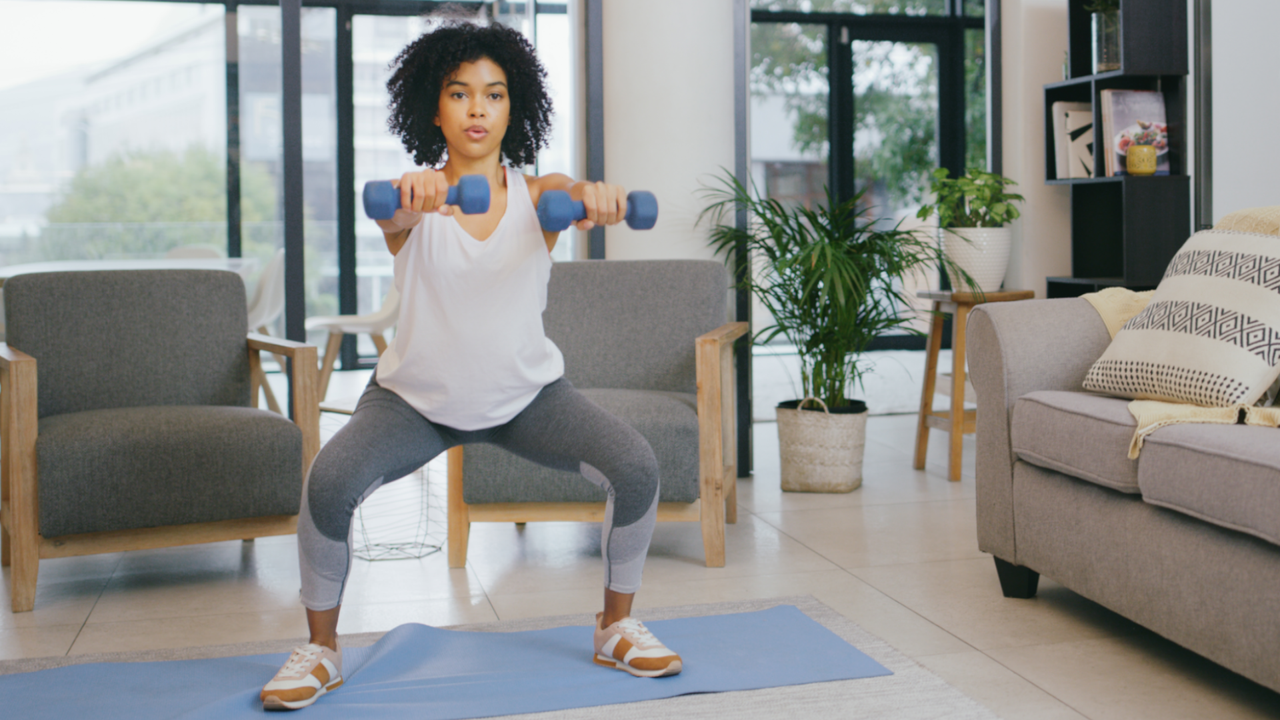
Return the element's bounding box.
[536,190,659,232]
[362,175,490,219]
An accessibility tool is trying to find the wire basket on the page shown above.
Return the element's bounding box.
[351,465,444,561]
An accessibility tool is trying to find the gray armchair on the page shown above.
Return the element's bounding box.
[448,259,747,568]
[0,270,319,612]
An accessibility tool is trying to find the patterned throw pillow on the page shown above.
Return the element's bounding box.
[1083,229,1280,407]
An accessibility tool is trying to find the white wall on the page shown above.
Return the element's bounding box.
[1000,0,1072,297]
[1211,1,1280,221]
[600,0,737,260]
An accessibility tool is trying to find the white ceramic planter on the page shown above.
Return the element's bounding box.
[942,227,1012,294]
[775,399,867,493]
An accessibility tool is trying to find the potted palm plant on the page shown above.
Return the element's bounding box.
[916,168,1024,294]
[700,172,971,493]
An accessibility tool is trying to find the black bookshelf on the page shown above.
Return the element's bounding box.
[1044,0,1190,300]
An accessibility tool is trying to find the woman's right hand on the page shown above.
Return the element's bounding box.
[382,169,454,231]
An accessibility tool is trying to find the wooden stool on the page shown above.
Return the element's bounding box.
[914,289,1034,481]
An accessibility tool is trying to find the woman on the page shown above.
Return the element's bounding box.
[260,18,680,712]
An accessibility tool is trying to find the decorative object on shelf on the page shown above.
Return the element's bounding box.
[1051,101,1092,179]
[1100,88,1169,176]
[1065,109,1096,178]
[917,168,1025,294]
[700,172,968,493]
[1087,0,1120,73]
[1126,144,1158,175]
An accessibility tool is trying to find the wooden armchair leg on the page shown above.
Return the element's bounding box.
[9,532,38,613]
[318,332,343,401]
[700,467,726,568]
[0,525,9,567]
[447,447,470,568]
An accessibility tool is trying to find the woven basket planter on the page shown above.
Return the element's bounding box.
[776,398,868,493]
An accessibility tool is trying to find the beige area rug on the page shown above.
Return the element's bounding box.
[0,595,998,719]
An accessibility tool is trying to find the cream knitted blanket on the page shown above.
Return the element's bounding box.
[1080,286,1280,458]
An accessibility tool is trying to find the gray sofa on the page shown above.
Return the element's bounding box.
[968,297,1280,694]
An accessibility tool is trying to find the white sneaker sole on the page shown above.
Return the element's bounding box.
[262,677,344,711]
[594,654,682,678]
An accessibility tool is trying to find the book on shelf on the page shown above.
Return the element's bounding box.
[1051,101,1091,179]
[1065,109,1095,179]
[1099,89,1170,177]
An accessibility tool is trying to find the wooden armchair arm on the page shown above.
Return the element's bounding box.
[247,333,312,357]
[0,342,36,371]
[696,322,749,349]
[0,342,39,609]
[246,334,320,474]
[694,321,748,565]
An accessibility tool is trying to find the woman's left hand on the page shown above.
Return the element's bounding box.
[571,181,627,231]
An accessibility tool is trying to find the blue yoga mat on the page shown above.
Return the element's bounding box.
[3,605,890,719]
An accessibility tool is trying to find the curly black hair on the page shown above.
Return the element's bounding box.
[386,19,553,168]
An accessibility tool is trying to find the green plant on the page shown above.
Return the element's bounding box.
[699,170,971,410]
[1084,0,1119,14]
[915,168,1025,229]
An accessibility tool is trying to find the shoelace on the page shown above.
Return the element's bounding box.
[278,644,324,679]
[616,618,662,649]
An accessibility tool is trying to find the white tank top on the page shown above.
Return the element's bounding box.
[375,168,564,430]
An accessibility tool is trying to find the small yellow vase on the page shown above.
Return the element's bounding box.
[1127,145,1157,176]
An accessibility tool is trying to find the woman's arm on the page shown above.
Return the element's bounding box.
[380,169,455,256]
[526,173,629,254]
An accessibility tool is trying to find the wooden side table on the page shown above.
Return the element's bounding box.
[914,289,1035,481]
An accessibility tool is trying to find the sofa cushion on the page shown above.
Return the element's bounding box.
[463,388,701,505]
[37,405,302,538]
[1011,390,1140,493]
[1083,229,1280,407]
[1138,423,1280,548]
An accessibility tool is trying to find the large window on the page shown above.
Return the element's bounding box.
[237,5,339,345]
[0,0,579,366]
[0,1,227,266]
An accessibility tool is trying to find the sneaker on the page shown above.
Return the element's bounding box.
[593,613,682,678]
[260,642,344,711]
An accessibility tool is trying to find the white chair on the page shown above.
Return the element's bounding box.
[165,245,225,259]
[305,285,400,411]
[247,248,286,412]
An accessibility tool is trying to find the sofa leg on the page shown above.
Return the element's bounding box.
[994,557,1039,599]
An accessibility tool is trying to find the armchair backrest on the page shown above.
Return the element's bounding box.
[544,260,729,394]
[4,270,252,418]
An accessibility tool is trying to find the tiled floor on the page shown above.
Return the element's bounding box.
[3,368,1279,719]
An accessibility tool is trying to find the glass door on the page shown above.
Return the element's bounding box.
[849,39,939,223]
[848,37,942,334]
[750,6,987,346]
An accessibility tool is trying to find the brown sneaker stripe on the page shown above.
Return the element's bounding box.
[612,637,634,662]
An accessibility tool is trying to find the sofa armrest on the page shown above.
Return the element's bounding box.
[967,298,1111,561]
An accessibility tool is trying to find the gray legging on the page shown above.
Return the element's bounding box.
[298,376,660,611]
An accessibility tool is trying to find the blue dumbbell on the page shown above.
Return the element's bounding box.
[362,175,490,219]
[536,190,659,232]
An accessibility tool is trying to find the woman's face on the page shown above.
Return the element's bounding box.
[434,57,510,162]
